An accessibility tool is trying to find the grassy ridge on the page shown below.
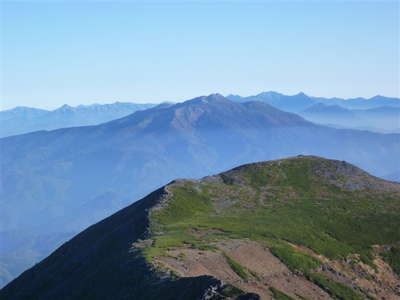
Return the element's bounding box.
[269,287,294,300]
[269,242,322,273]
[222,252,250,280]
[269,241,364,300]
[145,157,400,296]
[307,273,364,300]
[149,183,400,263]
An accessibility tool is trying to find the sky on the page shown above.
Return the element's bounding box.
[0,0,399,110]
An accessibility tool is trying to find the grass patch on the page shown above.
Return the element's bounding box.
[307,272,364,300]
[249,270,261,280]
[220,284,244,297]
[295,294,310,300]
[189,243,218,251]
[270,242,322,273]
[382,245,400,276]
[269,287,294,300]
[222,252,250,280]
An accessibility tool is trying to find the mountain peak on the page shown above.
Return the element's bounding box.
[369,94,398,101]
[259,91,281,96]
[183,93,231,106]
[254,91,284,100]
[111,92,308,131]
[55,104,74,112]
[295,92,308,97]
[198,93,226,102]
[229,155,396,191]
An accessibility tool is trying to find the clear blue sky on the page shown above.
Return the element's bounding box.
[1,0,399,109]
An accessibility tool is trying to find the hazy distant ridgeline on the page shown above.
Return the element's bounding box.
[227,92,400,133]
[0,102,156,138]
[300,104,400,134]
[2,92,399,139]
[227,91,400,111]
[0,94,399,287]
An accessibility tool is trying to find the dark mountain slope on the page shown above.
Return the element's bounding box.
[1,156,399,300]
[0,186,221,300]
[0,94,399,287]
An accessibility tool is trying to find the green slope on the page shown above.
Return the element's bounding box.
[147,156,400,265]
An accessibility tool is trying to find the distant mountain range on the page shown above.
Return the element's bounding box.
[1,156,399,299]
[2,92,398,138]
[227,91,400,111]
[301,104,400,133]
[0,102,156,138]
[0,94,399,287]
[227,92,400,133]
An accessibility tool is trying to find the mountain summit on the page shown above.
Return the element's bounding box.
[190,93,228,103]
[1,156,399,299]
[105,93,307,132]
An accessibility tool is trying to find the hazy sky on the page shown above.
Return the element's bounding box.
[1,1,399,110]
